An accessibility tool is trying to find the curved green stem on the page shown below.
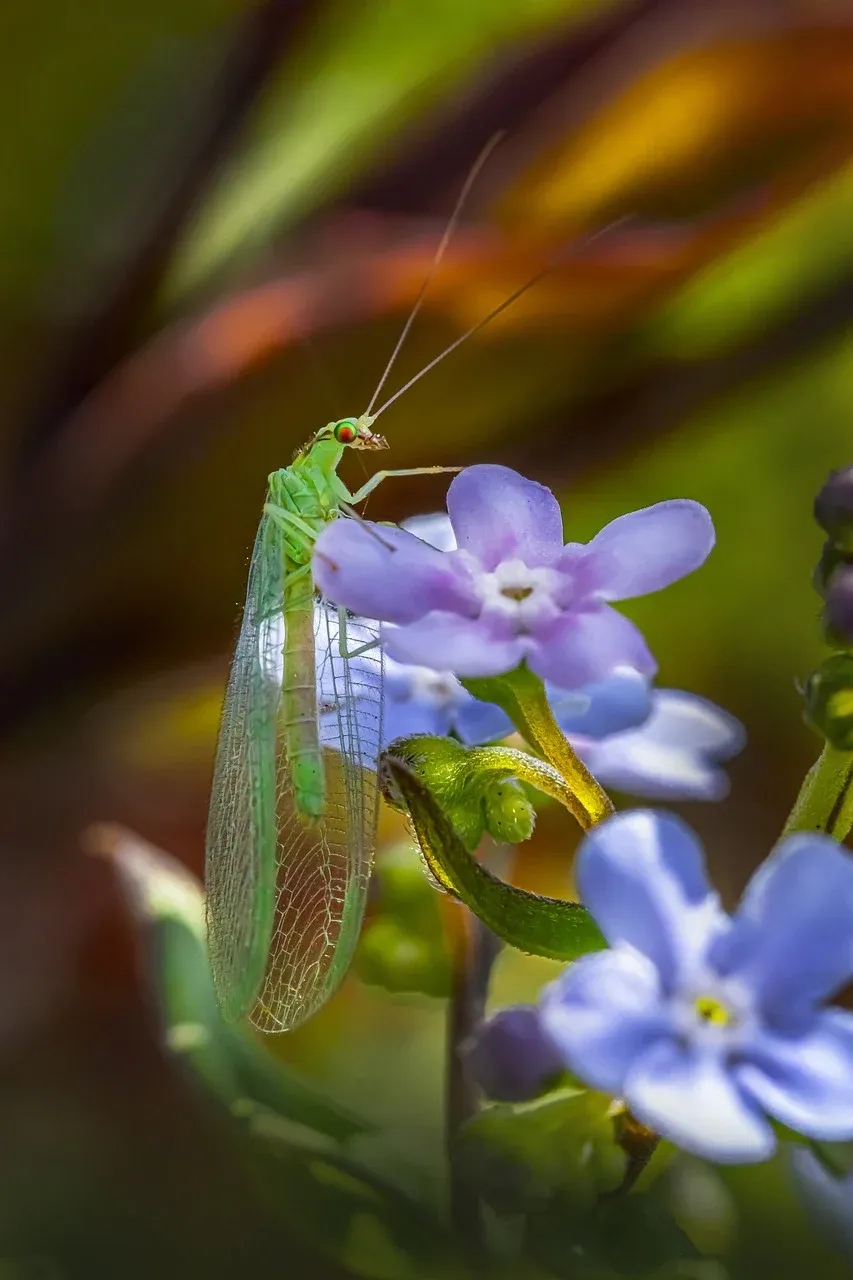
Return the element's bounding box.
[781,743,853,840]
[382,756,604,961]
[466,743,600,817]
[463,666,614,828]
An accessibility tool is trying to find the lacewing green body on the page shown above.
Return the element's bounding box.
[204,420,385,1032]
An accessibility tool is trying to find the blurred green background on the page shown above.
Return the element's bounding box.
[4,0,853,1275]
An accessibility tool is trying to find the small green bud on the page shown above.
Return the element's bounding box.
[483,780,536,844]
[446,802,489,853]
[804,653,853,749]
[355,918,451,998]
[373,841,447,927]
[382,734,539,852]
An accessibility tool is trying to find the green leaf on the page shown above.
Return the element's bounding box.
[98,824,370,1143]
[528,1194,699,1279]
[380,756,605,961]
[246,1114,470,1280]
[457,1086,620,1215]
[459,1089,695,1277]
[463,666,614,828]
[716,1148,851,1280]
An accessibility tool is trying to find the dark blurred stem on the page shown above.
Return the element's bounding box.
[610,1109,660,1197]
[781,743,853,841]
[446,881,502,1247]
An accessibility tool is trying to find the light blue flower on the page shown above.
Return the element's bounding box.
[571,685,745,801]
[382,655,514,745]
[260,591,742,797]
[380,656,743,800]
[548,666,652,740]
[539,810,853,1164]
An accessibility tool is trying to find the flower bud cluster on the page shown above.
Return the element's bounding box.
[814,467,853,647]
[808,468,853,746]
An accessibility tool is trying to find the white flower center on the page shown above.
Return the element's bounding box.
[465,555,564,631]
[406,667,465,708]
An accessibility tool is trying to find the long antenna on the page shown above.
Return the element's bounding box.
[371,219,630,421]
[364,131,505,418]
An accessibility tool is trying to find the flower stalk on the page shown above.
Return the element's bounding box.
[781,742,853,841]
[463,664,615,829]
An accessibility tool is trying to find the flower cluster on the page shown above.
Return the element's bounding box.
[381,657,743,800]
[327,510,743,800]
[305,461,853,1171]
[470,810,853,1164]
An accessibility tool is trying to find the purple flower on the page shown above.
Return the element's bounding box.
[539,810,853,1163]
[262,597,743,798]
[549,666,653,740]
[462,1006,566,1102]
[313,466,715,688]
[381,516,743,797]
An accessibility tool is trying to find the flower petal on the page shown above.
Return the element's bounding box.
[738,1010,853,1141]
[463,1006,566,1102]
[574,692,744,801]
[548,667,653,740]
[383,614,527,678]
[579,732,731,801]
[453,695,514,744]
[447,465,563,571]
[645,691,746,756]
[625,1040,775,1163]
[527,608,657,690]
[540,948,667,1095]
[314,520,477,624]
[576,809,725,989]
[382,697,451,745]
[401,512,458,552]
[711,834,853,1020]
[576,500,715,602]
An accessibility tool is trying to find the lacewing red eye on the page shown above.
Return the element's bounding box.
[333,419,358,444]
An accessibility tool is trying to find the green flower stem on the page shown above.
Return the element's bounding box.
[781,742,853,840]
[466,742,605,824]
[463,665,614,829]
[382,755,605,961]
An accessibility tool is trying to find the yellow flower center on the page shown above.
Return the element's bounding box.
[694,995,732,1027]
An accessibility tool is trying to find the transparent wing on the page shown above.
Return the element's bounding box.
[205,512,282,1021]
[250,601,384,1032]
